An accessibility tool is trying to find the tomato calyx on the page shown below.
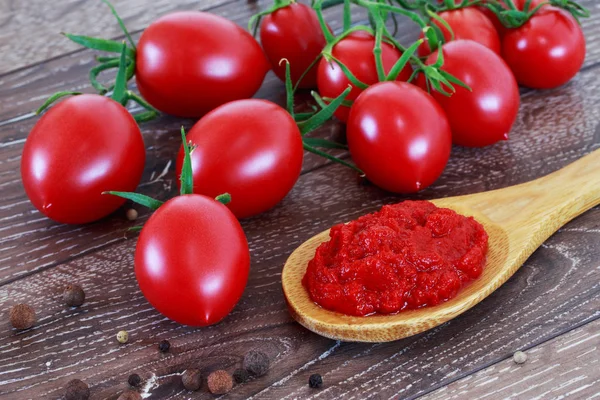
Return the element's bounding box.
[248,0,296,36]
[485,0,589,28]
[280,59,363,174]
[106,127,232,229]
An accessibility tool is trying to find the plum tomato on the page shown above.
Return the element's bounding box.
[418,7,501,56]
[175,99,303,219]
[502,7,585,89]
[423,40,520,147]
[135,194,250,326]
[21,94,146,224]
[346,82,452,193]
[260,3,327,89]
[136,12,269,118]
[317,30,412,123]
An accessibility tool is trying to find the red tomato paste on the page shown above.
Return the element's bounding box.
[302,200,488,316]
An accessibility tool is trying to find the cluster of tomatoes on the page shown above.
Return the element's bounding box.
[18,0,587,326]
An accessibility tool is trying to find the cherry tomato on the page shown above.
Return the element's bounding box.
[136,12,269,118]
[135,195,250,326]
[418,8,500,56]
[317,30,413,123]
[347,82,451,193]
[260,3,327,88]
[21,94,145,224]
[502,7,585,89]
[176,99,303,219]
[423,40,519,147]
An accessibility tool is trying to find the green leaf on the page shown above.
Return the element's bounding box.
[298,85,352,135]
[439,70,471,91]
[105,191,164,211]
[128,225,144,232]
[111,43,129,104]
[303,137,348,150]
[133,110,159,124]
[215,193,232,205]
[36,91,81,115]
[387,39,421,81]
[101,0,136,50]
[282,59,295,117]
[90,59,120,94]
[303,143,363,173]
[329,55,369,89]
[62,33,135,59]
[179,127,194,196]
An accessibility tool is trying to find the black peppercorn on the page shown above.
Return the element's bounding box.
[63,284,85,307]
[309,374,323,389]
[65,378,90,400]
[182,369,202,391]
[127,373,142,388]
[158,339,170,353]
[9,303,36,330]
[233,368,250,384]
[117,390,142,400]
[243,350,269,377]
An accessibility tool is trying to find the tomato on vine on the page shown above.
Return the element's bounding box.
[21,46,147,224]
[347,82,452,193]
[420,40,520,147]
[256,2,328,88]
[502,7,586,89]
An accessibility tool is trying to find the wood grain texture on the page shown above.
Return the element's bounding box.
[422,318,600,400]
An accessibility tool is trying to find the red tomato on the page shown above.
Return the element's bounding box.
[21,94,145,224]
[502,8,585,89]
[135,195,250,326]
[317,31,413,123]
[175,99,303,219]
[423,40,520,147]
[347,82,451,193]
[260,3,327,88]
[136,12,269,118]
[418,8,500,56]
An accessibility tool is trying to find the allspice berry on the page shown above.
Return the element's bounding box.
[158,339,170,353]
[181,369,202,391]
[243,350,270,377]
[309,373,323,389]
[127,373,142,388]
[513,350,528,364]
[117,390,142,400]
[9,303,36,330]
[63,284,85,307]
[116,330,129,344]
[207,370,233,395]
[126,209,138,221]
[233,368,250,384]
[65,379,90,400]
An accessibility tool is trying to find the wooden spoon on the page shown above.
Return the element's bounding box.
[282,149,600,343]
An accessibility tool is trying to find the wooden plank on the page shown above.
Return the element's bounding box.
[0,0,598,77]
[1,52,600,284]
[0,161,598,398]
[420,318,600,400]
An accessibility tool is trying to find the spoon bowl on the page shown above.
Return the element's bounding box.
[282,149,600,342]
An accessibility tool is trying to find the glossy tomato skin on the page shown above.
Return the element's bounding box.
[347,82,452,193]
[502,8,585,89]
[418,8,500,56]
[21,94,145,224]
[424,40,520,147]
[175,99,303,219]
[317,31,412,123]
[260,3,327,88]
[136,12,269,118]
[135,195,250,326]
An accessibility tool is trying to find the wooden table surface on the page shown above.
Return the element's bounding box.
[1,0,599,399]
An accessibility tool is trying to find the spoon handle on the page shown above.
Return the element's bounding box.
[445,148,600,237]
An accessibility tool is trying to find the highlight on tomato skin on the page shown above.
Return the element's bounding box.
[260,2,327,89]
[346,81,452,193]
[317,30,413,123]
[20,94,146,225]
[175,99,304,219]
[134,194,250,327]
[136,11,270,118]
